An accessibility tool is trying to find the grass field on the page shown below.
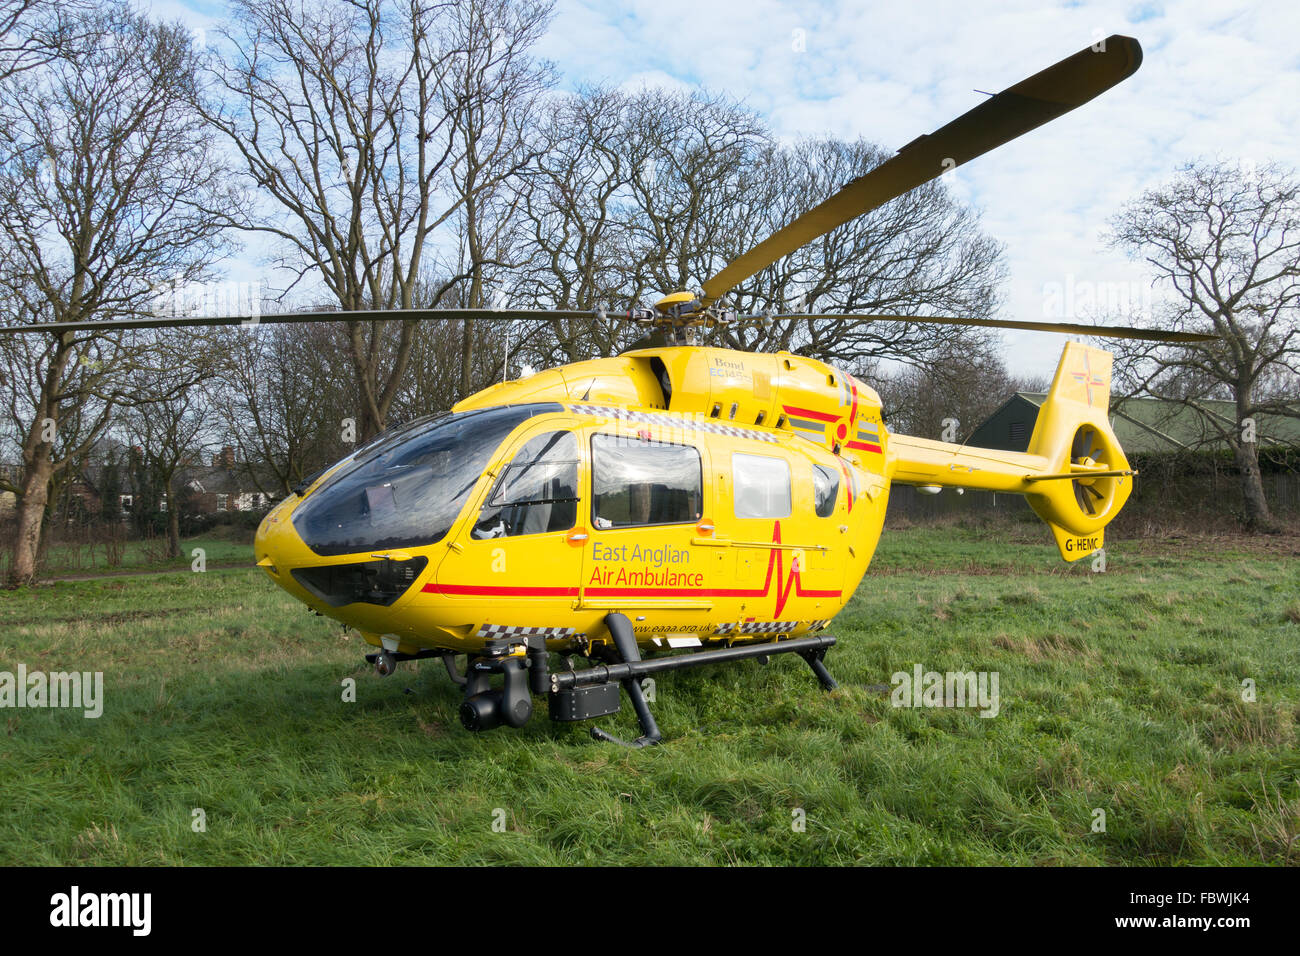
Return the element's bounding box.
[1,525,1297,865]
[0,535,253,580]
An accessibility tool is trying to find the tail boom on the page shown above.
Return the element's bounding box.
[885,343,1135,562]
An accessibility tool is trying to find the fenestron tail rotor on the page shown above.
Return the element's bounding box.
[1070,424,1115,517]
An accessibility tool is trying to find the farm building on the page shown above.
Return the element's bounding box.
[967,393,1300,454]
[888,393,1300,522]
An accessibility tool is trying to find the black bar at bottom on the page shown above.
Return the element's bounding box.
[550,635,836,690]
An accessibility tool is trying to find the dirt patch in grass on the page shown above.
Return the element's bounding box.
[40,607,194,626]
[992,632,1095,661]
[1112,530,1300,559]
[1200,695,1298,751]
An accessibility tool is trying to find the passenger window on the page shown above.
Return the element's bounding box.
[473,431,578,538]
[591,433,701,528]
[732,453,791,519]
[812,464,839,517]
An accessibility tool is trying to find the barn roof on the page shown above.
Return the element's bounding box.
[969,393,1300,454]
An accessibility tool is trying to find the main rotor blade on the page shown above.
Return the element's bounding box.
[701,35,1144,306]
[0,307,600,335]
[746,313,1216,343]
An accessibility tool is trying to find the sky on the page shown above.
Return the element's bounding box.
[158,0,1300,379]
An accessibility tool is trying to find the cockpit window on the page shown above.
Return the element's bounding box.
[472,430,579,539]
[812,464,839,517]
[292,404,560,556]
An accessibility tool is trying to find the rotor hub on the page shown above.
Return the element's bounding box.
[612,291,736,344]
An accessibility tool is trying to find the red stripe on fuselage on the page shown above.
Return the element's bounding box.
[425,521,841,615]
[781,404,840,423]
[423,583,579,596]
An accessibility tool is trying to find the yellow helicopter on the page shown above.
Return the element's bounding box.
[4,35,1214,745]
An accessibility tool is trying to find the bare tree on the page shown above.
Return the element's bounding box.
[392,315,470,419]
[442,0,553,395]
[718,138,1005,366]
[0,306,122,565]
[873,343,1049,441]
[121,335,223,557]
[0,3,236,584]
[396,273,517,418]
[214,323,354,497]
[0,0,85,81]
[622,89,768,305]
[204,0,554,439]
[1107,160,1300,531]
[508,87,1005,371]
[512,87,657,363]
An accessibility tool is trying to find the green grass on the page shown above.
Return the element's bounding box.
[7,535,253,578]
[1,526,1297,865]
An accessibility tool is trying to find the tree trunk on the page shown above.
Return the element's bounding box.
[1234,441,1276,532]
[459,319,475,398]
[356,403,384,446]
[9,457,53,586]
[461,193,483,399]
[167,478,181,559]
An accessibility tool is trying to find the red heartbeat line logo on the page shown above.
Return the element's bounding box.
[765,520,838,617]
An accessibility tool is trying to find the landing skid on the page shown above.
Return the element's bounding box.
[584,612,661,748]
[364,614,838,744]
[364,648,466,685]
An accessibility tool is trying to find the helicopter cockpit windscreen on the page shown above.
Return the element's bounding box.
[292,404,561,556]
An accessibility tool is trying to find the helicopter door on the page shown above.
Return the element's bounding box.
[725,450,840,621]
[582,432,709,610]
[726,450,794,619]
[432,428,585,610]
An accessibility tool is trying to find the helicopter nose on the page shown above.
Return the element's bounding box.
[254,500,300,579]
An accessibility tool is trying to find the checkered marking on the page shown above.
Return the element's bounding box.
[714,620,801,636]
[570,404,779,443]
[476,624,576,641]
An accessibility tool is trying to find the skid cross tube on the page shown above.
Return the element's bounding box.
[551,634,838,690]
[589,613,662,748]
